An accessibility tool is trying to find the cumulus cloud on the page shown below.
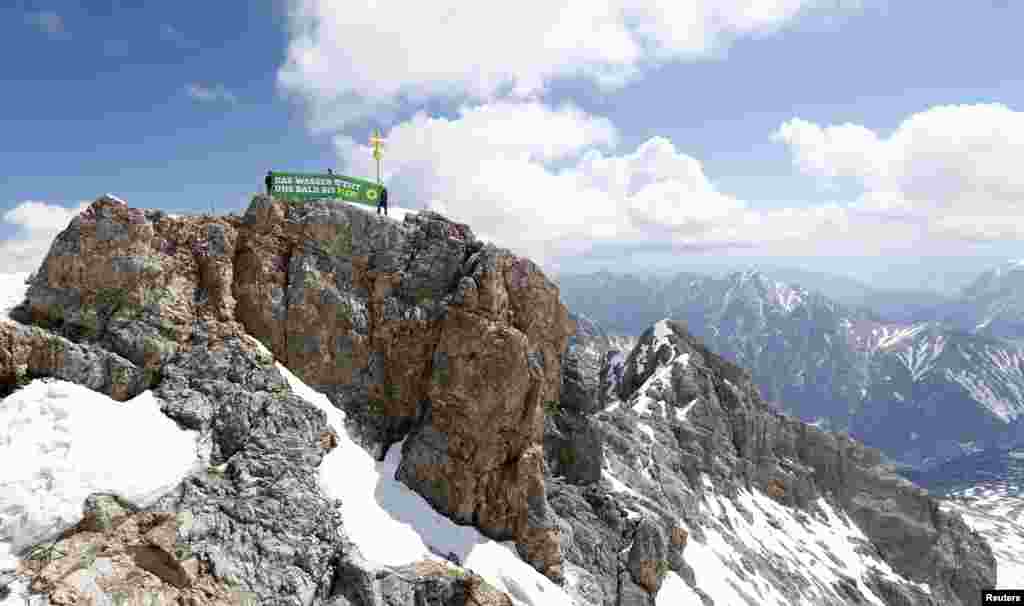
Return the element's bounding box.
[0,201,89,273]
[275,0,892,269]
[185,83,237,105]
[25,11,66,37]
[775,103,1024,243]
[278,0,849,129]
[335,103,860,267]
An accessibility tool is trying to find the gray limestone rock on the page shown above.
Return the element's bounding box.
[546,316,996,606]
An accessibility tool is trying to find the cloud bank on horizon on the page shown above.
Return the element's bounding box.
[276,0,1024,272]
[0,201,87,273]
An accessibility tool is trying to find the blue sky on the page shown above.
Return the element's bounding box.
[3,1,1024,292]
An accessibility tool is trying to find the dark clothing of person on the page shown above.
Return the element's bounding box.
[265,173,273,195]
[377,188,388,216]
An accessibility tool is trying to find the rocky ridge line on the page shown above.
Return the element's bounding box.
[1,194,572,605]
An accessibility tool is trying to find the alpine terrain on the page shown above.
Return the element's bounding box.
[0,194,1008,605]
[559,270,1024,470]
[940,260,1024,343]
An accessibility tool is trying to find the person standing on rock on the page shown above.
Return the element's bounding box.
[377,186,388,217]
[265,171,274,196]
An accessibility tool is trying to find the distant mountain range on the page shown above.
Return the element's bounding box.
[901,444,1024,497]
[944,260,1024,342]
[556,263,1024,469]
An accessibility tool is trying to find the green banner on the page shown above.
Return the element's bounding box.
[269,171,383,206]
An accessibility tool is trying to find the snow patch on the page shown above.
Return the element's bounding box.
[343,199,418,223]
[655,571,704,605]
[876,324,929,350]
[653,319,672,341]
[941,490,1024,589]
[276,363,575,606]
[772,281,804,313]
[675,398,699,421]
[630,361,675,417]
[631,397,656,416]
[602,469,641,499]
[894,333,945,381]
[945,351,1024,423]
[682,488,931,605]
[0,272,31,323]
[0,379,200,569]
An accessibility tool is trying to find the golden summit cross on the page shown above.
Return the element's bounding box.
[370,129,386,185]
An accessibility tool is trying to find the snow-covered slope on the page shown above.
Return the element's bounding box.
[552,319,999,601]
[0,380,202,605]
[342,199,418,223]
[0,273,31,323]
[936,260,1024,342]
[940,481,1024,590]
[273,357,576,606]
[0,347,577,606]
[603,466,937,605]
[588,321,972,603]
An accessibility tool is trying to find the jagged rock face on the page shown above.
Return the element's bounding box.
[4,278,517,605]
[241,196,574,578]
[561,313,636,416]
[18,504,248,606]
[7,194,574,585]
[330,557,513,606]
[0,320,150,401]
[546,313,634,486]
[545,317,997,605]
[7,333,351,605]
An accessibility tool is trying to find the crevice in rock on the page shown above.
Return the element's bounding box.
[279,244,295,369]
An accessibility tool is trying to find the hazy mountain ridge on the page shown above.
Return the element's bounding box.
[559,269,1024,469]
[946,260,1024,342]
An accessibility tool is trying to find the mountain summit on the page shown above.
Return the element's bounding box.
[0,194,1003,604]
[551,318,995,604]
[1,194,574,604]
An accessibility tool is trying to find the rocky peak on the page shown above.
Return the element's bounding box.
[2,193,575,602]
[597,318,995,604]
[617,318,749,406]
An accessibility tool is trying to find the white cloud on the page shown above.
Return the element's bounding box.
[0,201,89,273]
[335,103,862,269]
[775,103,1024,242]
[274,0,927,270]
[278,0,853,129]
[25,11,65,37]
[185,83,238,105]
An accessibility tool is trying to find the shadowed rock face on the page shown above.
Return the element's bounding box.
[2,194,574,595]
[547,317,996,606]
